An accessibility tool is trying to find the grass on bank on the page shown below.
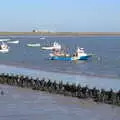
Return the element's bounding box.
[0,32,120,36]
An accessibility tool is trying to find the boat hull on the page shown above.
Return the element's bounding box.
[27,44,40,47]
[50,55,90,61]
[78,55,90,60]
[41,46,61,50]
[41,47,54,50]
[0,49,9,53]
[7,40,19,44]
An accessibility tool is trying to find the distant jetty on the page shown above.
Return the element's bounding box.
[0,32,120,36]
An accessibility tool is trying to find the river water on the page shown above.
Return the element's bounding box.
[0,35,120,90]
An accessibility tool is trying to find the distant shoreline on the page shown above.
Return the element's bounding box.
[0,32,120,36]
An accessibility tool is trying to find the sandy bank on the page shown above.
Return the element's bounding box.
[0,32,120,36]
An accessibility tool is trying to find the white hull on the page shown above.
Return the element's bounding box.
[41,46,55,50]
[0,39,11,42]
[41,42,61,50]
[27,44,40,47]
[7,40,19,44]
[40,37,45,40]
[0,48,9,53]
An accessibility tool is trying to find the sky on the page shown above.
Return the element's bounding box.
[0,0,120,32]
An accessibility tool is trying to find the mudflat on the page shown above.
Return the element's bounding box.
[0,84,120,120]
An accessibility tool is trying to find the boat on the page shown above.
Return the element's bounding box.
[7,40,19,44]
[41,42,61,50]
[49,47,91,61]
[40,37,45,40]
[0,39,11,42]
[0,42,9,53]
[27,43,41,47]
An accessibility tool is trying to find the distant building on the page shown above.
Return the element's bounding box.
[32,29,38,32]
[32,29,54,33]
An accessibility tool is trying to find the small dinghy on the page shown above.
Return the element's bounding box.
[7,40,19,44]
[27,43,41,47]
[40,37,45,40]
[41,42,61,50]
[0,39,11,42]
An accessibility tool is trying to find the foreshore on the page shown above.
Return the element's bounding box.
[0,65,120,119]
[0,32,120,36]
[0,84,120,120]
[0,72,120,106]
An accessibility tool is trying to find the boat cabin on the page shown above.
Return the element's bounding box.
[0,42,8,50]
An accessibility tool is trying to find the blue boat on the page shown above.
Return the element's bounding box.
[50,55,90,61]
[49,48,91,61]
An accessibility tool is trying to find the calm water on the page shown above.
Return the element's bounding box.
[0,35,120,79]
[0,36,120,119]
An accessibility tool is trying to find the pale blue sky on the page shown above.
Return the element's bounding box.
[0,0,120,32]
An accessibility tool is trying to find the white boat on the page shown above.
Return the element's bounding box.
[0,39,11,42]
[41,42,61,50]
[40,37,45,40]
[0,42,9,53]
[27,43,41,47]
[7,40,19,44]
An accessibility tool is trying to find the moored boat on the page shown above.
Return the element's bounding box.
[0,42,9,53]
[49,47,91,61]
[40,37,45,40]
[0,39,11,42]
[7,40,19,44]
[41,42,61,50]
[27,43,41,47]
